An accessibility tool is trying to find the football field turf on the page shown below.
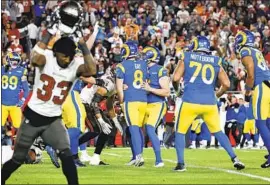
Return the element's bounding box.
[5,148,270,184]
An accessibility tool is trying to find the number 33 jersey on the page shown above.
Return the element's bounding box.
[28,51,84,117]
[181,51,221,105]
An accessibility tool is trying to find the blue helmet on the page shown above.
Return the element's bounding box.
[6,52,21,68]
[121,41,138,60]
[234,29,255,54]
[142,46,160,63]
[188,36,210,53]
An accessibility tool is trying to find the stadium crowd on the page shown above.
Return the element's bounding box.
[1,0,270,149]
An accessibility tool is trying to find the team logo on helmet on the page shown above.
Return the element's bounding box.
[6,52,21,69]
[142,46,160,63]
[234,30,255,54]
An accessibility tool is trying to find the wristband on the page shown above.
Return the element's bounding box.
[245,84,253,91]
[33,45,45,55]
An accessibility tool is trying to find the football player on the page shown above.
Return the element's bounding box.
[172,36,245,171]
[61,22,100,167]
[2,52,29,129]
[234,30,270,168]
[80,66,123,165]
[1,1,96,185]
[141,46,170,167]
[116,41,148,167]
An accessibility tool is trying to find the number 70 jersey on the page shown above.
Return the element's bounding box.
[28,51,84,117]
[181,51,221,105]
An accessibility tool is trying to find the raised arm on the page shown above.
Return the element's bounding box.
[76,38,97,77]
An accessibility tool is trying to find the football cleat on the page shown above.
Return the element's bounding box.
[99,161,109,165]
[74,159,86,167]
[154,162,164,168]
[80,153,92,162]
[232,157,245,170]
[126,159,136,166]
[188,144,196,149]
[45,146,60,168]
[261,161,270,168]
[173,163,186,172]
[134,154,144,167]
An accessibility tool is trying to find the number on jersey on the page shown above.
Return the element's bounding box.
[2,75,18,90]
[133,70,143,89]
[256,52,269,71]
[37,74,72,105]
[189,61,215,85]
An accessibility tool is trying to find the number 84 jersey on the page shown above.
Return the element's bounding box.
[28,51,84,117]
[181,51,221,105]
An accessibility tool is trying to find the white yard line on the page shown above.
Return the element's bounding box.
[103,152,270,183]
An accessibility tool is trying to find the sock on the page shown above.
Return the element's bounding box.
[266,118,270,131]
[78,132,99,145]
[67,128,80,155]
[1,159,22,184]
[214,131,236,159]
[126,127,135,160]
[256,120,270,157]
[190,131,196,142]
[253,133,259,144]
[59,150,78,185]
[139,127,144,154]
[79,143,86,151]
[94,133,108,155]
[146,125,162,163]
[129,126,141,156]
[245,133,251,141]
[175,132,185,164]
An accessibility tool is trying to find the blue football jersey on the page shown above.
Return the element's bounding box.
[148,63,168,103]
[181,51,221,105]
[2,66,27,106]
[116,59,148,102]
[72,79,84,93]
[240,47,270,87]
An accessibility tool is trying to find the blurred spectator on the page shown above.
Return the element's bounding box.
[27,18,38,47]
[33,0,46,26]
[108,27,123,48]
[224,95,240,147]
[124,18,140,41]
[21,0,33,20]
[8,22,20,42]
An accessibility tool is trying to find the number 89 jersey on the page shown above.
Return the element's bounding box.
[239,47,270,87]
[181,51,221,105]
[1,66,27,106]
[28,51,84,117]
[116,59,148,102]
